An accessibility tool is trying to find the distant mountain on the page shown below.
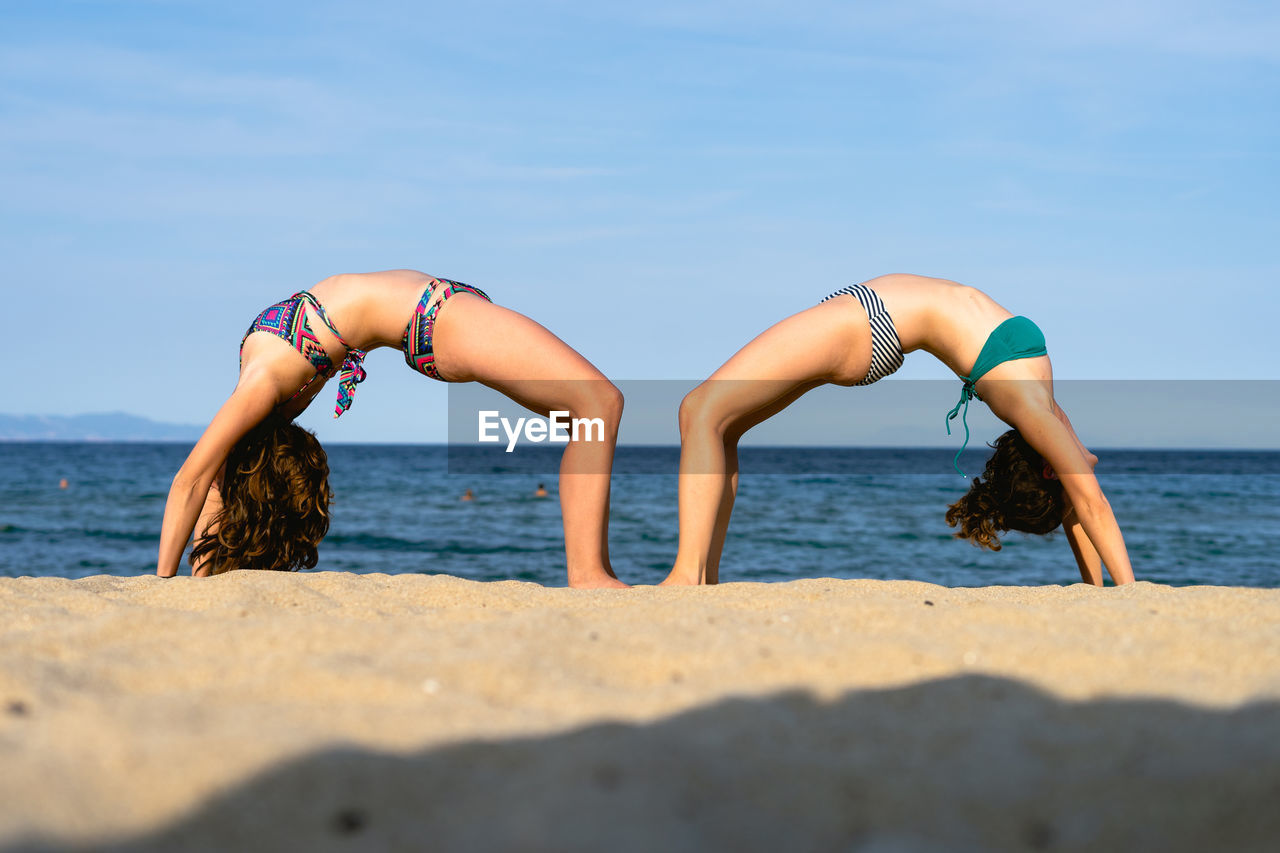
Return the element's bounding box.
[0,413,202,442]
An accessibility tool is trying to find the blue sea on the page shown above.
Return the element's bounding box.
[1,443,1277,587]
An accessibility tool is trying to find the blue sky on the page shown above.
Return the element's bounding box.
[2,1,1277,444]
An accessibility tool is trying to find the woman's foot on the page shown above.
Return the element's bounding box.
[569,574,631,589]
[659,564,706,586]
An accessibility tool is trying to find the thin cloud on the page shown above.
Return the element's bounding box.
[589,0,1280,61]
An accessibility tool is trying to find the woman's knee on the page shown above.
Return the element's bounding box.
[678,383,729,441]
[569,379,624,427]
[597,380,624,423]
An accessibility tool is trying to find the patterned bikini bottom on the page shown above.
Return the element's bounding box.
[400,277,491,380]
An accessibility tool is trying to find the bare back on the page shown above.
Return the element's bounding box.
[869,274,1019,378]
[306,270,440,350]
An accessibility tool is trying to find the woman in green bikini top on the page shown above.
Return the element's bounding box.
[664,273,1135,588]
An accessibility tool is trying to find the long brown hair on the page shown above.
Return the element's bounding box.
[190,417,333,574]
[945,429,1064,551]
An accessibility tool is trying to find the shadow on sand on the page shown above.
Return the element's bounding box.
[21,675,1280,852]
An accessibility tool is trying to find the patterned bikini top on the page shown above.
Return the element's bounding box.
[241,290,368,417]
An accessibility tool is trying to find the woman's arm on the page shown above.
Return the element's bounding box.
[188,465,225,577]
[1062,505,1105,585]
[156,377,278,577]
[1013,405,1135,585]
[1050,406,1107,585]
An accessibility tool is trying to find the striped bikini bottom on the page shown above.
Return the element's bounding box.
[401,277,492,380]
[821,283,905,385]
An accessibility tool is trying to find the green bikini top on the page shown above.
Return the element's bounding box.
[946,316,1047,476]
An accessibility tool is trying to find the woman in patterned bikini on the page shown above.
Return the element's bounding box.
[662,273,1135,587]
[157,269,627,588]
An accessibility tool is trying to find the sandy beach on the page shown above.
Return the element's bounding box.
[2,573,1278,851]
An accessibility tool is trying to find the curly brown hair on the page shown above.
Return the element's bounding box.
[190,417,333,574]
[945,429,1065,551]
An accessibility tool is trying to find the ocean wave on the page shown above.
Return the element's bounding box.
[324,532,559,555]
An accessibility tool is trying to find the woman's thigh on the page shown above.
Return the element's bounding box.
[686,298,872,438]
[429,295,614,414]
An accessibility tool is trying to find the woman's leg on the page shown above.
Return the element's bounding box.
[702,439,737,586]
[431,295,627,589]
[663,297,874,585]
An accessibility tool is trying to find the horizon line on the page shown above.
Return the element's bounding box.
[3,439,1279,452]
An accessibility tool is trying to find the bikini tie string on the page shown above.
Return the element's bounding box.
[333,350,368,418]
[295,291,367,419]
[945,380,976,478]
